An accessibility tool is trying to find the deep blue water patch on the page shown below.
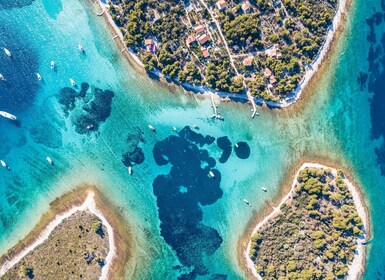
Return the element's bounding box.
[365,10,385,175]
[234,142,251,159]
[217,136,232,163]
[0,23,39,113]
[121,127,145,167]
[57,83,114,134]
[152,127,251,278]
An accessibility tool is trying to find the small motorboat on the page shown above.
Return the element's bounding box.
[0,160,7,168]
[69,78,76,86]
[261,187,267,192]
[36,73,42,81]
[46,157,54,165]
[235,143,239,148]
[0,74,6,81]
[87,124,94,130]
[51,61,55,70]
[0,111,17,121]
[243,199,251,207]
[148,125,155,132]
[128,166,132,175]
[193,124,199,129]
[209,170,215,178]
[3,48,11,57]
[173,126,177,132]
[78,44,84,52]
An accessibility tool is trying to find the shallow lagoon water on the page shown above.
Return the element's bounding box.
[0,0,385,278]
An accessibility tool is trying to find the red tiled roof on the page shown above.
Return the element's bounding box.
[243,57,253,66]
[217,0,227,9]
[193,25,205,33]
[201,47,210,58]
[198,34,208,44]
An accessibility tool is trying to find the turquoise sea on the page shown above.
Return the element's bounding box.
[0,0,385,278]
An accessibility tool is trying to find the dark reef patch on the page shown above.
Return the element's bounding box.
[365,10,385,175]
[152,126,250,278]
[121,128,145,167]
[0,0,35,9]
[217,136,232,163]
[57,84,114,134]
[152,126,222,278]
[234,142,251,159]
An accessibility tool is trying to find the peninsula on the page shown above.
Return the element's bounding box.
[0,187,133,280]
[101,0,345,106]
[245,163,369,279]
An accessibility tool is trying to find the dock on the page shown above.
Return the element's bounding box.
[210,92,224,120]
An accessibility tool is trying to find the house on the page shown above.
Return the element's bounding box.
[265,44,282,59]
[153,10,161,22]
[269,75,277,84]
[144,39,156,53]
[264,68,272,77]
[186,35,197,46]
[243,57,253,67]
[217,0,227,10]
[201,47,210,58]
[193,25,205,34]
[241,1,251,13]
[198,33,209,44]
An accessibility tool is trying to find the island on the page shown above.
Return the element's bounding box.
[0,187,133,280]
[245,163,369,279]
[99,0,345,106]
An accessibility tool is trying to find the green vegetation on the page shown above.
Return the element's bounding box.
[109,0,338,101]
[2,211,109,280]
[249,167,364,279]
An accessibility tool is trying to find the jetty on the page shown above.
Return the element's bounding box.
[210,92,224,120]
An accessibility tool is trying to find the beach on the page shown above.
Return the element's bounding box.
[243,162,370,280]
[93,0,350,109]
[0,186,134,280]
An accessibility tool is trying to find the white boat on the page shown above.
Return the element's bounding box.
[173,126,177,131]
[235,143,239,148]
[0,111,17,121]
[51,61,55,70]
[209,170,215,178]
[193,124,199,129]
[87,124,94,130]
[3,48,11,57]
[78,44,84,52]
[36,73,42,80]
[128,166,132,175]
[261,187,267,192]
[69,78,76,86]
[148,125,155,132]
[0,160,7,168]
[243,199,251,206]
[46,157,53,165]
[0,74,5,81]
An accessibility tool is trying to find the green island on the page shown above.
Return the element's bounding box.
[108,0,338,101]
[0,187,133,280]
[248,166,366,279]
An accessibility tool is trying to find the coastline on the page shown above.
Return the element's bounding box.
[242,162,370,280]
[92,0,350,109]
[0,186,135,280]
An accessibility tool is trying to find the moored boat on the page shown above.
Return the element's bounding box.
[51,61,55,70]
[78,44,84,52]
[0,74,6,81]
[36,73,42,80]
[0,111,17,121]
[148,125,155,132]
[261,187,267,192]
[46,157,53,165]
[243,199,251,207]
[0,160,7,168]
[70,78,76,86]
[209,170,215,178]
[128,166,132,175]
[3,48,11,57]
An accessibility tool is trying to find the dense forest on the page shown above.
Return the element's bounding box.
[249,167,364,279]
